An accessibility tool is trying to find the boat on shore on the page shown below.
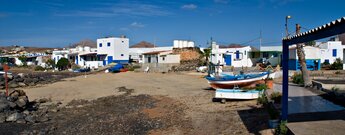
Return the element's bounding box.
[206,72,273,89]
[214,89,263,101]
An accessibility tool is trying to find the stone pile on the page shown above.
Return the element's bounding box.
[0,90,59,123]
[0,73,54,89]
[171,60,202,71]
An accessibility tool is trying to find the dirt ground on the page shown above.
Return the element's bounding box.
[3,72,269,135]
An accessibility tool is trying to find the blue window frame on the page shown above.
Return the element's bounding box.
[332,49,337,57]
[107,42,111,47]
[99,43,102,47]
[121,54,124,56]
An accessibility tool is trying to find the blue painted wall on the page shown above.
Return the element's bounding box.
[288,59,321,71]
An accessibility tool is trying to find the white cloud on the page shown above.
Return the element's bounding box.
[214,0,229,4]
[181,4,197,10]
[130,22,145,28]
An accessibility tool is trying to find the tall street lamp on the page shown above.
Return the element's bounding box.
[285,15,292,37]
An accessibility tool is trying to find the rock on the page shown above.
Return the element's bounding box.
[38,98,49,103]
[9,90,19,98]
[8,102,17,108]
[23,79,33,85]
[0,113,6,123]
[6,74,13,80]
[15,78,24,82]
[6,112,23,122]
[18,82,26,87]
[0,101,9,112]
[49,108,59,113]
[18,73,25,78]
[16,118,26,124]
[37,115,49,122]
[16,90,26,96]
[32,78,39,83]
[15,98,27,108]
[23,110,30,115]
[24,115,35,123]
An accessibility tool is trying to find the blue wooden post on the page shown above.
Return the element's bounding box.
[281,41,289,121]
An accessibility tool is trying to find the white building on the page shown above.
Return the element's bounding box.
[142,50,180,64]
[129,47,173,63]
[317,41,344,64]
[211,42,254,67]
[97,36,129,64]
[52,46,101,69]
[288,45,321,70]
[257,46,282,66]
[173,40,195,48]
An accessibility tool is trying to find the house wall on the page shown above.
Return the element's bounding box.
[318,41,344,64]
[158,54,180,64]
[211,43,253,67]
[143,54,158,63]
[129,47,173,63]
[289,46,321,60]
[97,37,129,64]
[288,46,321,71]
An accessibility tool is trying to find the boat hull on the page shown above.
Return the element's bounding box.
[215,89,262,100]
[207,74,267,89]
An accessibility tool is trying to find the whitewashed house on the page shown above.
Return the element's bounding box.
[255,46,282,66]
[97,36,129,65]
[142,50,180,64]
[288,45,321,70]
[129,47,173,63]
[317,41,344,64]
[52,46,100,69]
[210,42,254,67]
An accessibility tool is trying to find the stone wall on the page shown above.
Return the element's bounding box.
[172,47,203,61]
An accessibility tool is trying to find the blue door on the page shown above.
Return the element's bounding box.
[224,55,232,66]
[107,56,113,64]
[76,56,78,65]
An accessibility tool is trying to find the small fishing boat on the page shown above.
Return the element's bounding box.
[214,89,263,102]
[206,72,272,89]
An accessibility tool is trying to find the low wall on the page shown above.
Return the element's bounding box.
[139,63,180,72]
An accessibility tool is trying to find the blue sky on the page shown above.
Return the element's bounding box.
[0,0,344,48]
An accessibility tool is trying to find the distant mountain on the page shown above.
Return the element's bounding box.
[68,39,97,48]
[130,41,155,48]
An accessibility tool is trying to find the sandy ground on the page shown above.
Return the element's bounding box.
[22,72,270,135]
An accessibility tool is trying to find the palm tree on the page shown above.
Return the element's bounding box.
[296,24,312,87]
[203,48,212,64]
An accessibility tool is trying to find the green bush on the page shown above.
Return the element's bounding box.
[256,84,268,91]
[46,59,55,69]
[330,58,343,70]
[257,95,268,105]
[292,73,304,85]
[34,66,45,71]
[275,121,288,135]
[56,58,69,70]
[270,92,282,104]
